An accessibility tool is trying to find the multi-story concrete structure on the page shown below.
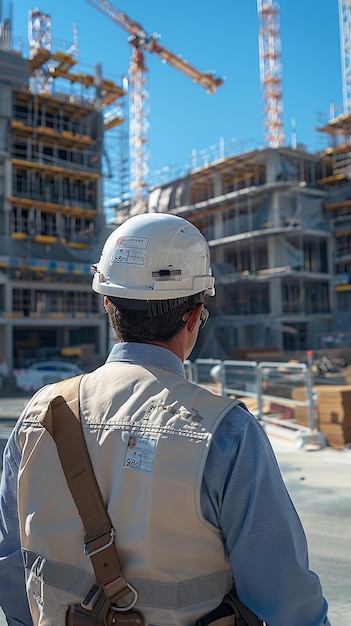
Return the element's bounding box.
[0,42,124,368]
[2,9,351,368]
[147,146,336,359]
[318,112,351,348]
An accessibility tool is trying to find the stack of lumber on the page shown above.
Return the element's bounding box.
[316,385,351,448]
[291,386,314,428]
[292,385,351,448]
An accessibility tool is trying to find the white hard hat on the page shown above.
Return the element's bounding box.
[92,214,215,306]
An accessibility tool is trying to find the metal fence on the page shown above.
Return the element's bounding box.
[185,358,325,448]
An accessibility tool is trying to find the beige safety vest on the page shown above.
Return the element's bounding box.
[18,361,241,626]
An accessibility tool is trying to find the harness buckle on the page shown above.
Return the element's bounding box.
[110,582,139,612]
[83,528,116,557]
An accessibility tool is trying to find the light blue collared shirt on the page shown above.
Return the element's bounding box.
[0,343,330,625]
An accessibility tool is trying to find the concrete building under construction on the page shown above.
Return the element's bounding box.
[110,0,351,362]
[2,2,351,369]
[0,9,125,369]
[146,137,351,360]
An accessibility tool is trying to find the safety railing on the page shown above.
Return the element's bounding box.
[184,358,222,384]
[185,357,325,448]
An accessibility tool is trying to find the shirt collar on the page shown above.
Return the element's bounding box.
[106,342,186,379]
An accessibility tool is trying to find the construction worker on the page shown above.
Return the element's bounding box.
[0,213,330,626]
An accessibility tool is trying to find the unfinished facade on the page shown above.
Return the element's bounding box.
[318,112,351,347]
[0,44,124,368]
[148,147,334,359]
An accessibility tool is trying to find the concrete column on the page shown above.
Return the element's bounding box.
[57,326,70,347]
[3,159,12,235]
[327,234,335,314]
[269,277,282,315]
[271,191,280,227]
[0,324,14,368]
[267,235,276,268]
[264,150,281,184]
[214,243,224,263]
[5,324,13,368]
[213,212,224,240]
[4,280,12,313]
[0,327,5,360]
[213,171,222,197]
[266,206,282,322]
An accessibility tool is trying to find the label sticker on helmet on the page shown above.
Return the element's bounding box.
[112,236,149,265]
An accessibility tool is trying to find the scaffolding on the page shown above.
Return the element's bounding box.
[0,8,127,367]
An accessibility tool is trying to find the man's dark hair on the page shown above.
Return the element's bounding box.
[105,292,205,343]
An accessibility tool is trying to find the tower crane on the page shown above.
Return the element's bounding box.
[84,0,223,208]
[339,0,351,114]
[257,0,285,148]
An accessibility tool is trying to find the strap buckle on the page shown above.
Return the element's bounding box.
[110,582,139,612]
[83,528,116,557]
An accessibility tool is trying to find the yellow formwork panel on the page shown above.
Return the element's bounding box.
[11,158,100,179]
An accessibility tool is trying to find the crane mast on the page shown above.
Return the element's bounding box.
[28,8,53,93]
[257,0,285,148]
[85,0,223,207]
[129,45,149,206]
[339,0,351,114]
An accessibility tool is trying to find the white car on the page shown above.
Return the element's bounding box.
[14,360,83,392]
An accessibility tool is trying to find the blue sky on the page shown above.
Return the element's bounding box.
[12,1,343,196]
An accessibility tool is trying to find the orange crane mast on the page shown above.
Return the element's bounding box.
[84,0,223,208]
[257,0,285,148]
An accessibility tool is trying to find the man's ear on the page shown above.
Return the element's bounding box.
[104,296,109,311]
[186,304,203,333]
